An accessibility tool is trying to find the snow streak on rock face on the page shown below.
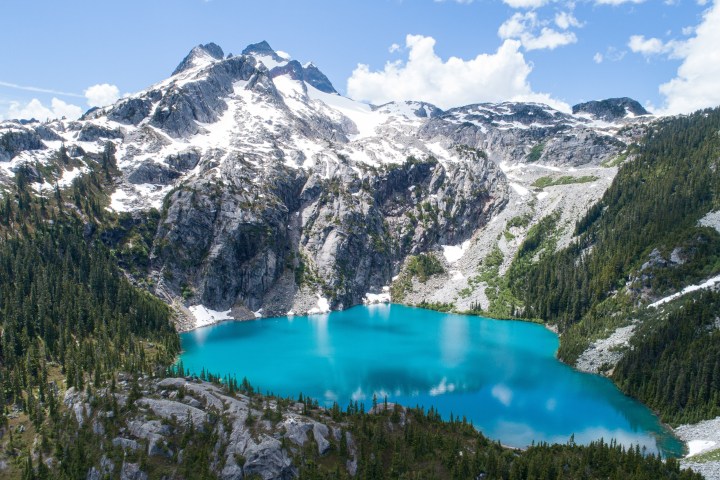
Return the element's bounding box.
[0,41,648,328]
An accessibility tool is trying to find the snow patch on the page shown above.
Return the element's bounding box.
[364,286,391,304]
[254,54,287,70]
[649,274,720,308]
[687,440,717,457]
[188,305,233,328]
[442,240,471,264]
[307,85,385,140]
[676,416,720,460]
[509,182,530,196]
[308,295,331,315]
[109,189,131,212]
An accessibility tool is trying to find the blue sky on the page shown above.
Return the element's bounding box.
[1,0,718,119]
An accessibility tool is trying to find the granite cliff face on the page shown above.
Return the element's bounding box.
[0,41,650,329]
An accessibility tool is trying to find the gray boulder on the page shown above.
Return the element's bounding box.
[120,462,148,480]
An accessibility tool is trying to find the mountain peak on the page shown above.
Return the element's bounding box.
[172,42,225,76]
[242,40,282,62]
[572,97,650,121]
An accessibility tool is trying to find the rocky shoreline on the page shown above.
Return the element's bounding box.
[676,417,720,480]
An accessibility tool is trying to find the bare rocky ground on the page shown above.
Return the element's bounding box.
[677,417,720,480]
[575,323,636,374]
[401,163,617,311]
[66,375,358,480]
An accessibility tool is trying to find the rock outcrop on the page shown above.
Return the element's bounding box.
[572,97,650,121]
[64,376,356,480]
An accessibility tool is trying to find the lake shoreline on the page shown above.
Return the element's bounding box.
[177,302,697,461]
[179,303,684,458]
[176,300,550,333]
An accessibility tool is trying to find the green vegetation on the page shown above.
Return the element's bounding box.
[613,291,720,425]
[454,144,488,159]
[0,145,180,478]
[507,214,532,229]
[690,448,720,463]
[294,398,700,479]
[457,244,523,318]
[527,143,545,162]
[416,301,455,312]
[2,114,718,477]
[601,152,629,168]
[391,253,445,301]
[511,107,720,424]
[406,253,445,282]
[531,175,599,189]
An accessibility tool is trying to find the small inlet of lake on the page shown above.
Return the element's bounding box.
[179,304,684,457]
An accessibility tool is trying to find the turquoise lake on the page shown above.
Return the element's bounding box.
[179,304,684,457]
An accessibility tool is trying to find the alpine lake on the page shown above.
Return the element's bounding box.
[179,304,684,457]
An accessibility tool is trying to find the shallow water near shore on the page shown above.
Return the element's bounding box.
[179,304,684,457]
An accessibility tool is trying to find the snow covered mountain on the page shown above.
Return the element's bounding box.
[0,41,652,329]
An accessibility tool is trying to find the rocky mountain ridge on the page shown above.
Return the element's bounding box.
[0,41,652,330]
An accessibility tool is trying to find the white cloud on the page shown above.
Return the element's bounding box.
[84,83,120,107]
[2,97,82,121]
[434,0,475,3]
[346,34,568,111]
[658,0,720,114]
[499,12,578,51]
[502,0,549,8]
[388,43,401,53]
[555,11,583,30]
[603,46,627,62]
[593,52,604,63]
[0,80,83,98]
[595,0,645,4]
[627,35,678,56]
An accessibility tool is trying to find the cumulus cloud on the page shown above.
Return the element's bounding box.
[595,0,645,4]
[2,97,82,121]
[388,43,401,53]
[498,12,578,51]
[555,11,583,30]
[346,34,568,111]
[502,0,549,8]
[593,52,604,63]
[658,0,720,114]
[84,83,120,107]
[627,35,679,56]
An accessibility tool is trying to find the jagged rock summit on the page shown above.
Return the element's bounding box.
[0,40,654,330]
[572,97,650,122]
[242,40,283,60]
[172,42,225,76]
